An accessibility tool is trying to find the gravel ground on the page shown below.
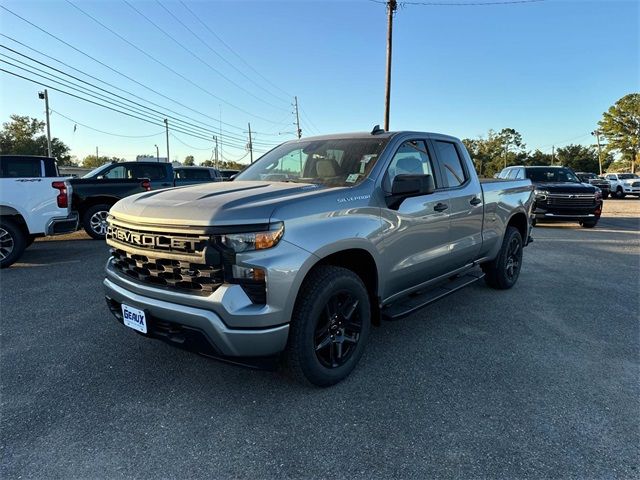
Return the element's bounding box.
[1,199,638,479]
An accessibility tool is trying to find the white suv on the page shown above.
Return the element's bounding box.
[605,173,640,199]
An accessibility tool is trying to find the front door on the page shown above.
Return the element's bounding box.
[378,139,452,300]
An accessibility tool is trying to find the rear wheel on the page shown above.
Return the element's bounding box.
[285,266,371,387]
[82,204,112,240]
[0,219,26,268]
[482,226,523,290]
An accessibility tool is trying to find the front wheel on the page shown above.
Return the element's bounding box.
[82,204,112,240]
[614,188,625,199]
[285,266,371,387]
[0,219,27,268]
[481,226,523,290]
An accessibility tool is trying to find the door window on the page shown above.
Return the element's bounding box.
[435,141,467,188]
[103,166,126,179]
[515,168,525,179]
[385,140,436,191]
[128,164,166,180]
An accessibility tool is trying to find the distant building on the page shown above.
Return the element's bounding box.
[136,155,169,163]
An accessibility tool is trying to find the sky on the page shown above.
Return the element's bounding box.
[0,0,638,165]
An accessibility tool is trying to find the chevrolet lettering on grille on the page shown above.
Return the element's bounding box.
[107,226,203,253]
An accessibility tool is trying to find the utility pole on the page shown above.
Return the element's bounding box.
[96,146,99,161]
[154,144,159,162]
[247,122,254,163]
[384,0,397,132]
[551,145,555,166]
[591,130,603,175]
[164,118,170,163]
[213,135,218,168]
[38,89,52,157]
[293,96,302,138]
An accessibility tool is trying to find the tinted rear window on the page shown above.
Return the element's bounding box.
[129,164,167,180]
[175,168,211,180]
[0,157,42,178]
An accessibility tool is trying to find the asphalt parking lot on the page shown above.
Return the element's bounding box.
[1,199,639,479]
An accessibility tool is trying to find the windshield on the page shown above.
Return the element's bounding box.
[618,173,639,179]
[235,137,390,187]
[82,163,112,179]
[526,168,580,183]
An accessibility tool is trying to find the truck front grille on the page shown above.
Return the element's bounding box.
[111,248,224,295]
[547,195,596,207]
[632,181,640,188]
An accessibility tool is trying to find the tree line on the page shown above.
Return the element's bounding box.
[1,94,637,175]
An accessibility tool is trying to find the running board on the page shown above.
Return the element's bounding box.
[382,270,485,321]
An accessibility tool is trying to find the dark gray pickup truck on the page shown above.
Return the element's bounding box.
[103,130,534,386]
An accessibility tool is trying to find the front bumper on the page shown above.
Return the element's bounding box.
[46,212,79,235]
[104,276,289,359]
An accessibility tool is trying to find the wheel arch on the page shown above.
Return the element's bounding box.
[292,245,381,326]
[0,205,29,235]
[77,196,119,217]
[506,210,529,241]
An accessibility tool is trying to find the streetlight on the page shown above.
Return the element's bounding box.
[154,144,159,162]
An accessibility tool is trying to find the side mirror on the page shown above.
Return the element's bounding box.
[391,174,435,196]
[96,175,104,179]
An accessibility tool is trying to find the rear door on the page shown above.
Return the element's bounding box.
[430,139,483,269]
[127,163,172,189]
[378,139,452,298]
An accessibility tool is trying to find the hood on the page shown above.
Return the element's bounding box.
[532,182,597,194]
[110,181,341,227]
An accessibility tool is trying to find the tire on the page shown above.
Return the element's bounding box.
[82,204,112,240]
[0,219,27,269]
[601,192,609,199]
[580,219,598,228]
[285,265,371,387]
[614,188,625,199]
[481,226,523,290]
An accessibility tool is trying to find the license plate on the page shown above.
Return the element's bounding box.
[121,304,147,334]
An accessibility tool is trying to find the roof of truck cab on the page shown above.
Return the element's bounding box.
[281,131,460,142]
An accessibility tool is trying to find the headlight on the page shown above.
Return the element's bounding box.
[594,187,602,198]
[534,189,549,200]
[221,222,284,253]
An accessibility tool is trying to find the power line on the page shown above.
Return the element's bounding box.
[51,109,165,138]
[170,132,214,151]
[0,43,280,149]
[0,56,246,146]
[0,50,215,138]
[179,0,293,101]
[155,0,291,107]
[0,6,250,135]
[66,0,285,124]
[0,67,243,146]
[125,0,287,112]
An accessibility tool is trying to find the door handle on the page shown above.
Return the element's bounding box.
[434,203,449,212]
[470,197,482,206]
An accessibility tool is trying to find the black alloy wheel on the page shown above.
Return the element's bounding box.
[504,235,522,283]
[313,290,362,368]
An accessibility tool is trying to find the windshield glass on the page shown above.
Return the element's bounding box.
[235,137,390,187]
[578,173,596,180]
[82,163,112,179]
[618,173,639,179]
[526,168,580,183]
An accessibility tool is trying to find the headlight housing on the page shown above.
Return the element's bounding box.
[221,222,284,253]
[534,189,549,200]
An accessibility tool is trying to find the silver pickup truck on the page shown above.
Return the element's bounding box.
[104,130,534,386]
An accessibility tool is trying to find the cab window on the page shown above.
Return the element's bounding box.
[384,140,436,192]
[435,141,467,187]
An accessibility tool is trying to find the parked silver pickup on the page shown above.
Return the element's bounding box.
[103,130,534,386]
